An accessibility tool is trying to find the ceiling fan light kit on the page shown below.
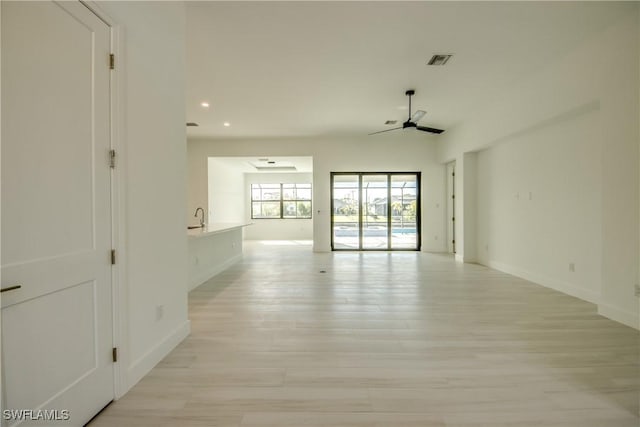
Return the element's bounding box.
[369,90,445,136]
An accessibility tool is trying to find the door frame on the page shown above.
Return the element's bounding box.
[81,1,128,399]
[330,172,422,251]
[446,161,456,254]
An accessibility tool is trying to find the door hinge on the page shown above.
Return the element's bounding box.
[109,53,115,70]
[112,347,118,363]
[109,149,116,168]
[111,249,116,265]
[452,217,455,222]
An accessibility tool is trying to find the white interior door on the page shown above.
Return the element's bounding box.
[1,1,114,426]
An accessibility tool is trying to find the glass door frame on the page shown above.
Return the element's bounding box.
[330,172,421,251]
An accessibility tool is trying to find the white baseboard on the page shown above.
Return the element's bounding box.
[486,260,639,330]
[598,302,640,330]
[486,260,600,304]
[453,251,477,263]
[189,253,242,291]
[126,320,191,390]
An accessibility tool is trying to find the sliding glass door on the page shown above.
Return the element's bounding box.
[331,172,421,251]
[332,174,360,249]
[390,174,419,249]
[362,175,389,249]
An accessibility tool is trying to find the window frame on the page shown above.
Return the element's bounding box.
[330,172,421,251]
[251,183,312,220]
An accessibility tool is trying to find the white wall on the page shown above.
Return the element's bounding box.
[95,1,189,394]
[476,108,602,304]
[460,152,477,263]
[188,133,447,253]
[437,6,639,328]
[245,172,313,240]
[206,158,245,224]
[187,138,207,225]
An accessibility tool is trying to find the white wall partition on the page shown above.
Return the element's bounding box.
[95,1,190,394]
[207,158,245,224]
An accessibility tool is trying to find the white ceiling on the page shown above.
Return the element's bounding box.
[186,1,628,139]
[210,156,313,173]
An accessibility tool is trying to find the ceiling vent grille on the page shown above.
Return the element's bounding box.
[254,166,298,171]
[249,160,297,172]
[427,54,452,66]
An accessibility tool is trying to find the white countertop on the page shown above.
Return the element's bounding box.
[187,222,252,238]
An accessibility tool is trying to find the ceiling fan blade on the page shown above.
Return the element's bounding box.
[416,125,445,134]
[411,110,426,123]
[368,127,403,135]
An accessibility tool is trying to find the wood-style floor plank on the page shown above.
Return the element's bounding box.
[90,241,639,427]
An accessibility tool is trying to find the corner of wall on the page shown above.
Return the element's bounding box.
[126,320,190,389]
[598,302,639,330]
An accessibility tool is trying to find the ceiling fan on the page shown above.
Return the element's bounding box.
[369,90,444,135]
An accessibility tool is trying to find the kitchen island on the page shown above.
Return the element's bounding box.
[188,222,252,290]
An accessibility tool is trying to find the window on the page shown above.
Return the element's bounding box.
[251,183,312,219]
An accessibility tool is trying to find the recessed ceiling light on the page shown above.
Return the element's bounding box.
[200,101,210,108]
[223,122,231,127]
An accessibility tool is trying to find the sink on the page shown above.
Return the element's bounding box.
[187,225,204,229]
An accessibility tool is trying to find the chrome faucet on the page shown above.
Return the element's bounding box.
[194,207,205,227]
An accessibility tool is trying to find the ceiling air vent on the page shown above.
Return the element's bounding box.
[427,54,452,66]
[385,120,397,125]
[249,160,297,172]
[186,122,199,127]
[255,166,297,171]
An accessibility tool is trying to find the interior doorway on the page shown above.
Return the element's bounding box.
[331,172,421,251]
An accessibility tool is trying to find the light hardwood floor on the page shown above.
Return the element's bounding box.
[90,241,639,427]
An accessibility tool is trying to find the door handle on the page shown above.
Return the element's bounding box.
[1,285,22,293]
